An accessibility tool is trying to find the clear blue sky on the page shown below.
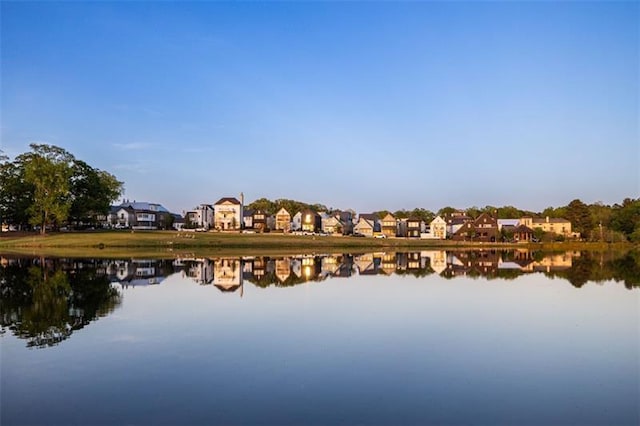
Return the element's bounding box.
[2,1,638,214]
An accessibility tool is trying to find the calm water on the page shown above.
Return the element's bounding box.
[1,250,639,426]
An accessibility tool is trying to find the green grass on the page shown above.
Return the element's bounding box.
[0,230,634,258]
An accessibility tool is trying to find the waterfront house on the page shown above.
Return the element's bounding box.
[452,212,498,242]
[291,212,302,232]
[406,217,423,238]
[353,216,376,237]
[214,196,243,231]
[381,213,398,238]
[108,201,174,230]
[275,208,291,232]
[301,209,321,233]
[184,204,214,230]
[520,216,572,237]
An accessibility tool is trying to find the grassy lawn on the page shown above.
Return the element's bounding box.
[0,230,633,258]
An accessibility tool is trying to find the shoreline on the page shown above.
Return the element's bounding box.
[0,230,634,258]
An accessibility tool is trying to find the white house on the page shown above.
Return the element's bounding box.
[214,196,243,231]
[423,216,447,239]
[291,212,302,232]
[185,204,214,230]
[353,217,375,237]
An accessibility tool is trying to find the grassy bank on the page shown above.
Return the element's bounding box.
[0,230,633,258]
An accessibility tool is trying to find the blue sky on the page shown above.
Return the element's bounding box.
[1,1,638,214]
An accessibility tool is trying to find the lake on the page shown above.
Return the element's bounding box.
[1,250,639,425]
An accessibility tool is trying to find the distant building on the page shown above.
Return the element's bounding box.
[520,216,572,237]
[214,196,244,231]
[107,201,174,230]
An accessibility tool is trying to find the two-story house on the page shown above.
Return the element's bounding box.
[275,208,291,232]
[184,204,214,230]
[214,196,243,231]
[452,212,498,242]
[301,209,321,233]
[109,201,174,230]
[381,213,398,238]
[520,216,572,237]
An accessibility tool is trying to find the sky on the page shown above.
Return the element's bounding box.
[1,1,638,214]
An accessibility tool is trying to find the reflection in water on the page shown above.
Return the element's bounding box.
[0,258,122,348]
[1,250,638,348]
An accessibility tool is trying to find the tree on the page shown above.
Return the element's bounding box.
[0,158,34,228]
[19,144,75,234]
[69,160,123,227]
[565,199,593,238]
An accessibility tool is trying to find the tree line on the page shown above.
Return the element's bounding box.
[0,144,123,234]
[248,197,640,242]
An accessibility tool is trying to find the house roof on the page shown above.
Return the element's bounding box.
[115,202,170,213]
[514,224,534,233]
[214,197,241,205]
[243,209,254,217]
[359,213,378,221]
[531,217,570,224]
[276,207,290,215]
[498,219,520,227]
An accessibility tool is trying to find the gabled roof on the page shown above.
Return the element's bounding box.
[514,224,534,233]
[214,197,241,205]
[276,207,290,216]
[359,213,378,222]
[382,213,396,221]
[355,218,374,229]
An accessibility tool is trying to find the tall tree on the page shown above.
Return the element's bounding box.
[18,144,74,234]
[69,160,123,227]
[565,199,593,238]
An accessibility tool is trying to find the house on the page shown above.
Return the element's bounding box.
[252,209,268,232]
[242,209,253,229]
[275,208,291,232]
[520,216,572,237]
[291,212,302,232]
[353,216,376,237]
[406,217,423,238]
[321,213,345,235]
[214,196,244,231]
[381,213,398,238]
[184,204,214,230]
[108,201,174,230]
[172,214,185,231]
[512,224,534,242]
[336,211,354,235]
[452,212,499,242]
[424,216,447,239]
[301,209,321,233]
[445,211,473,236]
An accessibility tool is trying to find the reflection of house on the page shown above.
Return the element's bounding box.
[355,253,380,275]
[381,252,397,275]
[422,250,447,274]
[407,252,422,269]
[214,196,243,231]
[275,208,291,232]
[301,256,321,280]
[520,217,572,237]
[531,252,578,272]
[107,259,166,286]
[275,258,291,282]
[213,258,242,292]
[186,259,213,284]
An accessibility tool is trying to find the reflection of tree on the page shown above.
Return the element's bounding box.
[0,259,122,348]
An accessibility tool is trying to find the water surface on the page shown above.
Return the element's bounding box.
[1,250,638,425]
